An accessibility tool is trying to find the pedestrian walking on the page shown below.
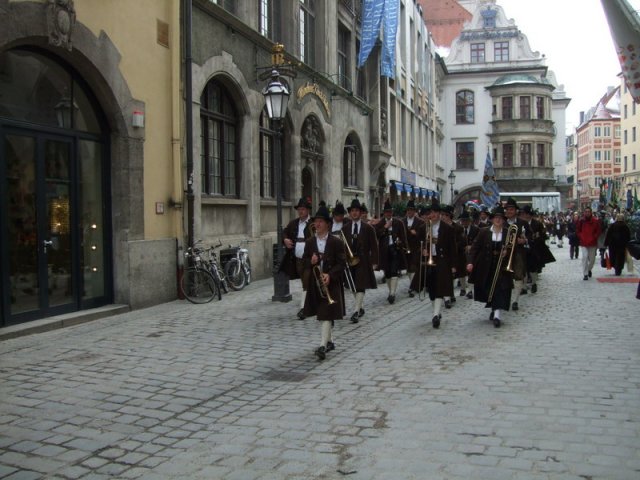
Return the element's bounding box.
[576,207,602,280]
[402,199,425,298]
[375,199,408,304]
[467,206,514,328]
[302,202,346,361]
[567,212,580,259]
[604,214,631,276]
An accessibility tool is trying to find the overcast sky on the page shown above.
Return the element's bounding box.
[497,0,639,134]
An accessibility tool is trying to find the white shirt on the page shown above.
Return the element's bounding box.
[430,221,440,255]
[407,217,414,228]
[352,220,361,235]
[332,221,343,233]
[316,233,328,269]
[295,217,310,259]
[491,229,503,242]
[384,217,394,246]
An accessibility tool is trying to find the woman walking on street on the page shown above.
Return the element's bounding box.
[567,212,580,259]
[604,214,631,276]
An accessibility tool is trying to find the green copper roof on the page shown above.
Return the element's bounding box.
[492,74,552,86]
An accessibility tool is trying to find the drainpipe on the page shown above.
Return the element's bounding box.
[184,0,194,248]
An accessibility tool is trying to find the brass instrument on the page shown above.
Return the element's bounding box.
[487,224,518,304]
[426,221,436,266]
[339,230,360,267]
[418,221,435,301]
[313,264,335,304]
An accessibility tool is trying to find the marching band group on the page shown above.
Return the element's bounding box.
[280,196,555,361]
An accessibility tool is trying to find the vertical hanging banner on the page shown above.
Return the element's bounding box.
[480,151,500,208]
[358,0,385,68]
[601,0,640,102]
[381,0,400,77]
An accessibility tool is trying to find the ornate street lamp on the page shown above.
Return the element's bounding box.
[263,69,292,302]
[448,170,456,204]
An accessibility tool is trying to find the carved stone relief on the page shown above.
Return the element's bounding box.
[47,0,76,51]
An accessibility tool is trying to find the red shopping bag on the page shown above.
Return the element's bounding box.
[605,252,612,270]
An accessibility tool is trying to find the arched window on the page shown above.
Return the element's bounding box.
[456,90,474,124]
[200,80,238,196]
[343,136,358,188]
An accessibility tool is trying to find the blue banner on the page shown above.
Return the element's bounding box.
[480,151,500,208]
[381,0,400,77]
[358,0,385,68]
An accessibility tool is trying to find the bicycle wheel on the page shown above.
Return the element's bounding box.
[244,257,252,284]
[181,267,218,303]
[224,258,246,291]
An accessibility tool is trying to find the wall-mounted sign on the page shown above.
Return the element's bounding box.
[297,82,331,118]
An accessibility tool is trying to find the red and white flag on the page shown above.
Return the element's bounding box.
[601,0,640,102]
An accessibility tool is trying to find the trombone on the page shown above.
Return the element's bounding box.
[338,230,360,267]
[418,221,436,301]
[487,224,518,304]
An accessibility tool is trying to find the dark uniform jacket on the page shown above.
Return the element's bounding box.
[461,224,480,263]
[409,220,457,298]
[280,217,313,279]
[526,218,555,272]
[375,216,408,273]
[451,222,468,279]
[469,227,514,302]
[402,215,425,273]
[342,220,379,290]
[302,235,346,321]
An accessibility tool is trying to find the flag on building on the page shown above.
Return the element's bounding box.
[634,187,640,210]
[357,0,385,69]
[480,151,500,207]
[357,0,399,78]
[381,0,400,77]
[600,0,640,102]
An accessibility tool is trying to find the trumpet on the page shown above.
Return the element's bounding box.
[418,221,436,301]
[487,224,518,304]
[313,264,335,304]
[424,220,436,267]
[339,230,360,267]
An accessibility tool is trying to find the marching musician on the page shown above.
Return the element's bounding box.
[402,199,425,297]
[342,198,379,323]
[331,200,351,235]
[409,201,457,329]
[503,197,529,311]
[467,206,514,328]
[520,205,555,293]
[458,210,479,298]
[375,199,409,304]
[281,197,314,319]
[303,202,346,361]
[440,204,463,308]
[478,206,491,228]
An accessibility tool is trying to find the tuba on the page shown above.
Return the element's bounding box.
[313,264,335,304]
[487,224,518,304]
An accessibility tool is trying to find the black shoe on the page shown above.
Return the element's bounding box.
[520,288,528,295]
[511,302,519,311]
[432,315,441,329]
[493,318,501,328]
[460,289,466,297]
[315,346,326,360]
[451,297,456,304]
[408,290,415,298]
[466,291,473,299]
[350,312,359,324]
[583,275,589,281]
[531,284,537,293]
[387,295,395,304]
[326,341,335,352]
[297,309,305,320]
[444,300,452,309]
[359,308,365,317]
[588,270,592,278]
[489,310,495,321]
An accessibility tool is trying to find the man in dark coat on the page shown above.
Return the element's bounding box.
[458,210,479,298]
[402,199,425,297]
[409,201,457,328]
[604,214,632,276]
[331,200,351,236]
[440,204,463,308]
[303,202,346,361]
[467,206,514,328]
[342,198,379,323]
[504,197,529,310]
[375,199,408,304]
[521,205,554,293]
[281,197,314,319]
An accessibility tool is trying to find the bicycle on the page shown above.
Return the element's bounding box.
[180,240,229,303]
[221,242,252,291]
[181,244,219,303]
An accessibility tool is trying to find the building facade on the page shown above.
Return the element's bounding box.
[0,0,181,326]
[440,0,569,209]
[619,74,640,208]
[575,87,621,210]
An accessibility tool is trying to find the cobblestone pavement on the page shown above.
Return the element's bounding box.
[1,252,639,480]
